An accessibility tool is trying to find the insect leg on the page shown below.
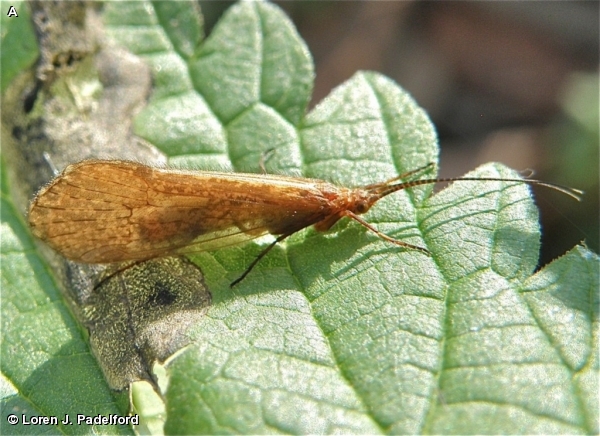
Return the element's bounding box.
[43,151,60,176]
[230,232,293,288]
[258,148,276,174]
[343,211,430,255]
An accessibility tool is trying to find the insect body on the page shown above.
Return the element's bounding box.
[28,160,582,286]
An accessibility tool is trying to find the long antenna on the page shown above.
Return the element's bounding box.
[373,176,583,201]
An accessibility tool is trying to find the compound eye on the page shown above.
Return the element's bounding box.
[355,201,369,214]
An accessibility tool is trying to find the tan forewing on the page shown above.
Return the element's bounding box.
[29,160,337,263]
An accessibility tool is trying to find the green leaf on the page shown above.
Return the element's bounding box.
[3,1,598,434]
[0,1,39,93]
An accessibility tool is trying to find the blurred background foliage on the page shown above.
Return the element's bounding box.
[202,0,599,265]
